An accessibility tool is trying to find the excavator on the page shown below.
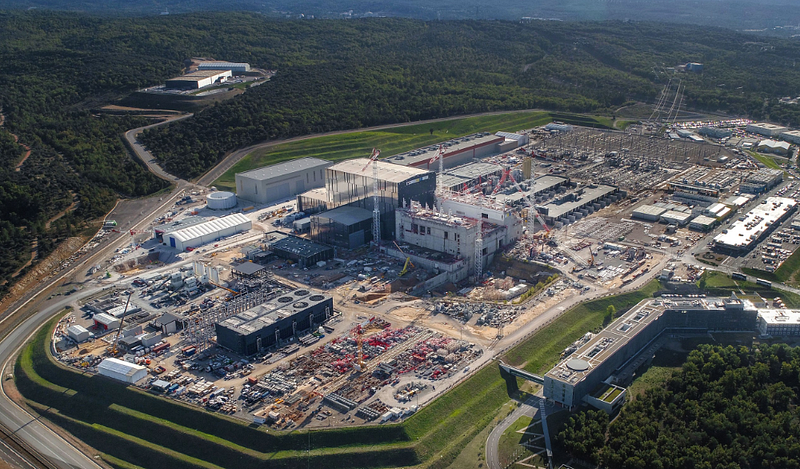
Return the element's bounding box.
[393,241,415,277]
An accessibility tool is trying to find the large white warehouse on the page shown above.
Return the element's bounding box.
[236,157,332,205]
[165,70,232,90]
[97,358,148,384]
[164,213,251,251]
[198,62,251,73]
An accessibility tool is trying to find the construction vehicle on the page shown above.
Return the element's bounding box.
[108,292,133,356]
[393,241,415,276]
[209,281,240,300]
[588,244,595,267]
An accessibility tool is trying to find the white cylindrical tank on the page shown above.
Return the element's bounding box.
[207,191,237,210]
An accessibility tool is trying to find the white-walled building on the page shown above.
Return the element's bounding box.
[747,122,788,137]
[165,70,232,90]
[198,62,251,73]
[97,358,148,384]
[164,213,251,251]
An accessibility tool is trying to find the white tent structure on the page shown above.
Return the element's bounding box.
[165,213,251,251]
[97,358,147,384]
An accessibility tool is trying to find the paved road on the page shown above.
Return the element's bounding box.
[0,290,102,469]
[124,114,193,182]
[485,395,539,469]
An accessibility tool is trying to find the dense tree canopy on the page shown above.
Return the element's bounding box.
[559,344,800,469]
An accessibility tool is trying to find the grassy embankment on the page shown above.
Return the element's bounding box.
[212,111,613,191]
[741,245,800,287]
[16,279,659,468]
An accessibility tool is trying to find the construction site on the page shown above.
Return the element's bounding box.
[47,115,800,430]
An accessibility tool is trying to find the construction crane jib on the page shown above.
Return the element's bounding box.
[362,148,382,247]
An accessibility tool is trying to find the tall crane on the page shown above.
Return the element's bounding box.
[362,148,382,247]
[508,171,550,237]
[109,292,133,356]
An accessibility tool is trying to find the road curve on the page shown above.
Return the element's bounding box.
[0,290,103,469]
[486,396,539,469]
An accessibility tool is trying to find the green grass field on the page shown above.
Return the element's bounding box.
[212,111,612,191]
[747,150,783,171]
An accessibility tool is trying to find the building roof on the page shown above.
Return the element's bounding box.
[155,312,185,327]
[168,213,250,243]
[541,184,617,219]
[387,134,503,167]
[446,162,504,180]
[98,358,146,378]
[328,158,432,183]
[633,204,668,217]
[714,197,797,249]
[532,175,569,194]
[154,216,208,235]
[758,309,800,325]
[759,139,791,150]
[495,131,527,141]
[298,187,328,202]
[691,215,716,226]
[198,62,250,70]
[67,325,89,334]
[314,206,372,225]
[661,210,693,222]
[232,262,266,276]
[748,122,787,131]
[265,231,332,258]
[94,313,118,325]
[168,70,230,82]
[722,195,751,207]
[237,157,332,184]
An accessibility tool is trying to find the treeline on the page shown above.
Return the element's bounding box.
[558,344,800,469]
[137,18,800,179]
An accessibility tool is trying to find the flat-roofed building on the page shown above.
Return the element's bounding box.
[758,309,800,336]
[747,122,788,137]
[538,184,621,226]
[197,62,251,73]
[387,133,504,170]
[740,168,783,194]
[632,204,667,222]
[780,130,800,145]
[165,70,232,90]
[236,157,332,205]
[544,295,759,410]
[713,197,797,251]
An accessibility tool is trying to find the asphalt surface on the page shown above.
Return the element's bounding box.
[485,395,540,469]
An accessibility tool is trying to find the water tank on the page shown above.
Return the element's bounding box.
[207,191,237,210]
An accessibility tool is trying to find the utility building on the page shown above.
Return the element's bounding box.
[325,159,435,240]
[387,133,505,170]
[216,290,333,356]
[236,158,332,205]
[165,70,232,90]
[97,358,148,384]
[264,231,334,268]
[310,206,374,249]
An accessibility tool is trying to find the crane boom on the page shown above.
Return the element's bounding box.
[508,172,550,233]
[110,292,133,356]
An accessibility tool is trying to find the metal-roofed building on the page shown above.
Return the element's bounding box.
[97,358,148,384]
[758,139,791,156]
[713,197,797,252]
[780,130,800,145]
[237,158,332,205]
[264,231,334,268]
[197,62,251,73]
[746,122,788,137]
[387,133,504,170]
[215,290,333,355]
[740,168,783,194]
[164,213,251,251]
[495,131,529,146]
[632,204,668,222]
[165,70,232,90]
[545,296,759,410]
[689,215,717,232]
[538,184,621,226]
[311,206,374,249]
[326,158,435,240]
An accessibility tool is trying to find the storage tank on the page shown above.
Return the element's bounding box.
[207,191,237,210]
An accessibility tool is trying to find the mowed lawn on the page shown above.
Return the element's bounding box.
[212,111,609,191]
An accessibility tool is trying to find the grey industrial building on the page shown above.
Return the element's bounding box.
[537,184,622,226]
[544,295,759,411]
[387,133,507,170]
[236,158,332,205]
[264,231,334,268]
[739,168,784,194]
[697,126,732,139]
[325,159,435,240]
[165,70,232,90]
[310,206,374,249]
[438,162,505,193]
[215,290,333,356]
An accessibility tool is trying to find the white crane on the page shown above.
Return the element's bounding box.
[362,148,382,247]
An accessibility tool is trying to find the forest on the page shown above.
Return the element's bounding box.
[4,12,800,292]
[558,344,800,469]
